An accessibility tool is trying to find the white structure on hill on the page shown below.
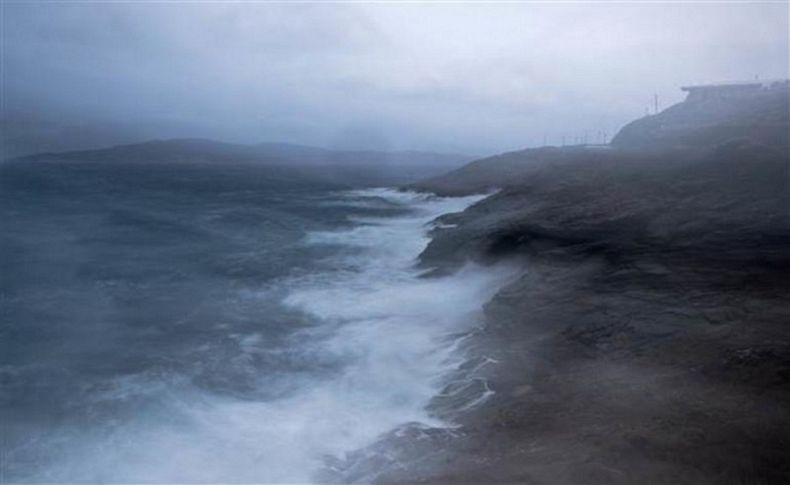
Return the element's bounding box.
[680,79,789,102]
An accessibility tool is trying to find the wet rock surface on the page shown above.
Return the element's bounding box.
[373,252,790,484]
[372,85,790,483]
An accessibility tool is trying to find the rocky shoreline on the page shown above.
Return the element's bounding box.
[359,83,790,484]
[373,249,790,484]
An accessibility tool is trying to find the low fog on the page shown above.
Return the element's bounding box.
[2,2,788,156]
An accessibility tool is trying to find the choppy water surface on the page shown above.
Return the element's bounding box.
[1,161,504,483]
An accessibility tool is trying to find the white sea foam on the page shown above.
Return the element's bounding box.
[18,188,513,483]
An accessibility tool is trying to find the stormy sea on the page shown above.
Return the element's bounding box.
[0,161,509,483]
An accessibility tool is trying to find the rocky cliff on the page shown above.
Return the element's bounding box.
[612,81,789,150]
[382,83,790,484]
[411,81,788,197]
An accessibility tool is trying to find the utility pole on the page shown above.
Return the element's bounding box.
[654,93,659,114]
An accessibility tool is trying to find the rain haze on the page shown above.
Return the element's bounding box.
[2,1,788,155]
[3,2,790,484]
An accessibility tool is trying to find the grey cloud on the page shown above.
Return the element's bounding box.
[3,2,787,155]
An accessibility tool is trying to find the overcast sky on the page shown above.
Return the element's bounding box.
[2,1,788,154]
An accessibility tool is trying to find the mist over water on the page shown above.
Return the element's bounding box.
[1,163,513,483]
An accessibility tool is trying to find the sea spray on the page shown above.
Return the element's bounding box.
[282,189,517,481]
[5,187,514,483]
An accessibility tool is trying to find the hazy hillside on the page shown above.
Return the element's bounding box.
[414,81,790,273]
[411,81,789,197]
[612,81,789,149]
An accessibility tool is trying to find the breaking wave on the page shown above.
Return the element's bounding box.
[7,188,512,483]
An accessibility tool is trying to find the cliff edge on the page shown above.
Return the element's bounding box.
[378,82,790,484]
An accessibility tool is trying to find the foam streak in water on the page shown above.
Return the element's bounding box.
[12,188,513,483]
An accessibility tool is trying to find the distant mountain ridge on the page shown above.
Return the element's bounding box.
[11,137,471,168]
[6,138,474,187]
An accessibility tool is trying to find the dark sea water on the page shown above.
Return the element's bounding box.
[0,161,505,483]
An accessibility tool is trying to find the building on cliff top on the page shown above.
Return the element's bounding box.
[681,79,789,102]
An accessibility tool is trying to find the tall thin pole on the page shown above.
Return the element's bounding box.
[654,93,659,114]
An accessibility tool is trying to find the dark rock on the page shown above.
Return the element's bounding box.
[373,83,790,484]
